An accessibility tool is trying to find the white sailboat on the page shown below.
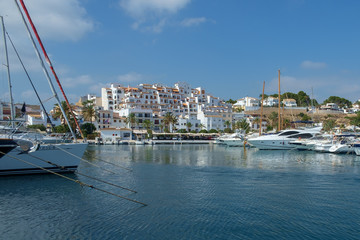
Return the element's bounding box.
[0,6,87,175]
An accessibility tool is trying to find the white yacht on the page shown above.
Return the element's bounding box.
[247,127,322,150]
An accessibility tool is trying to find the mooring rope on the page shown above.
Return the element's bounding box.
[0,151,147,206]
[27,153,137,193]
[52,144,132,172]
[49,144,117,174]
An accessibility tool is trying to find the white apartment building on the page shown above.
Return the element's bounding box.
[264,96,279,106]
[99,82,230,131]
[175,114,201,132]
[233,97,260,111]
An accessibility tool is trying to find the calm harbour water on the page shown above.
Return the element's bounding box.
[1,144,360,240]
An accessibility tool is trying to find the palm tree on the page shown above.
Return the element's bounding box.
[159,123,165,133]
[186,122,192,132]
[199,123,206,131]
[82,104,97,124]
[126,113,137,129]
[224,120,231,129]
[52,101,77,133]
[268,111,278,130]
[163,112,178,132]
[142,119,153,139]
[238,119,250,134]
[142,119,153,130]
[52,101,71,124]
[252,117,260,129]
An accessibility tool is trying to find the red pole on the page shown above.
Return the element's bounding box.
[18,0,84,139]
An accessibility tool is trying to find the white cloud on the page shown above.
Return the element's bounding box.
[120,0,191,33]
[301,60,327,69]
[180,17,209,27]
[117,72,143,82]
[0,0,94,42]
[120,0,191,17]
[89,82,110,93]
[61,75,94,88]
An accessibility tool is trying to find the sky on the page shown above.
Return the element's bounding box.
[1,0,360,108]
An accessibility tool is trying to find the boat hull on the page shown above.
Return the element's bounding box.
[0,143,88,176]
[247,139,295,150]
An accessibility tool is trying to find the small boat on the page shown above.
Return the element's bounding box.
[215,132,245,147]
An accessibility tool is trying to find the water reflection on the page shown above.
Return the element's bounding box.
[88,145,360,174]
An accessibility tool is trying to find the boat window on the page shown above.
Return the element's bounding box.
[278,131,299,136]
[287,133,313,139]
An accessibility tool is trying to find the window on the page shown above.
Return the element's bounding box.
[278,131,300,136]
[288,133,313,139]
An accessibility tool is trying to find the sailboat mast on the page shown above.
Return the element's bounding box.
[259,81,265,135]
[16,0,84,140]
[278,69,281,131]
[13,0,77,139]
[1,16,15,129]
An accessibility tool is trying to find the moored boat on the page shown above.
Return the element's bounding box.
[0,141,88,175]
[247,127,322,150]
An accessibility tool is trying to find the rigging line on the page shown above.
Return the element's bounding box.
[50,144,118,174]
[5,30,53,126]
[13,0,77,140]
[17,0,85,140]
[0,150,147,206]
[26,153,137,193]
[41,96,55,103]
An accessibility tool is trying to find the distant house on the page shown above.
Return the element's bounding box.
[234,97,260,111]
[282,98,297,107]
[320,103,339,111]
[264,96,279,107]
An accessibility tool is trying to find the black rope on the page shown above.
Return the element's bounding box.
[27,153,137,193]
[0,150,147,206]
[5,30,53,127]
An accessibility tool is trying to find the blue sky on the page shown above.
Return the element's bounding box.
[1,0,360,107]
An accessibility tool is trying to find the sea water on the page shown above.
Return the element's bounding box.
[1,144,360,239]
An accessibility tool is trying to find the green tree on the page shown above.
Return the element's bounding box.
[163,112,178,132]
[298,113,312,121]
[27,124,46,131]
[323,96,352,108]
[224,120,231,129]
[252,117,260,129]
[54,124,70,133]
[80,123,96,137]
[52,101,71,124]
[142,119,153,139]
[186,122,192,132]
[126,113,137,129]
[209,129,218,133]
[226,99,237,104]
[267,111,278,129]
[323,119,336,132]
[346,112,360,126]
[237,119,250,134]
[52,101,76,132]
[82,103,97,124]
